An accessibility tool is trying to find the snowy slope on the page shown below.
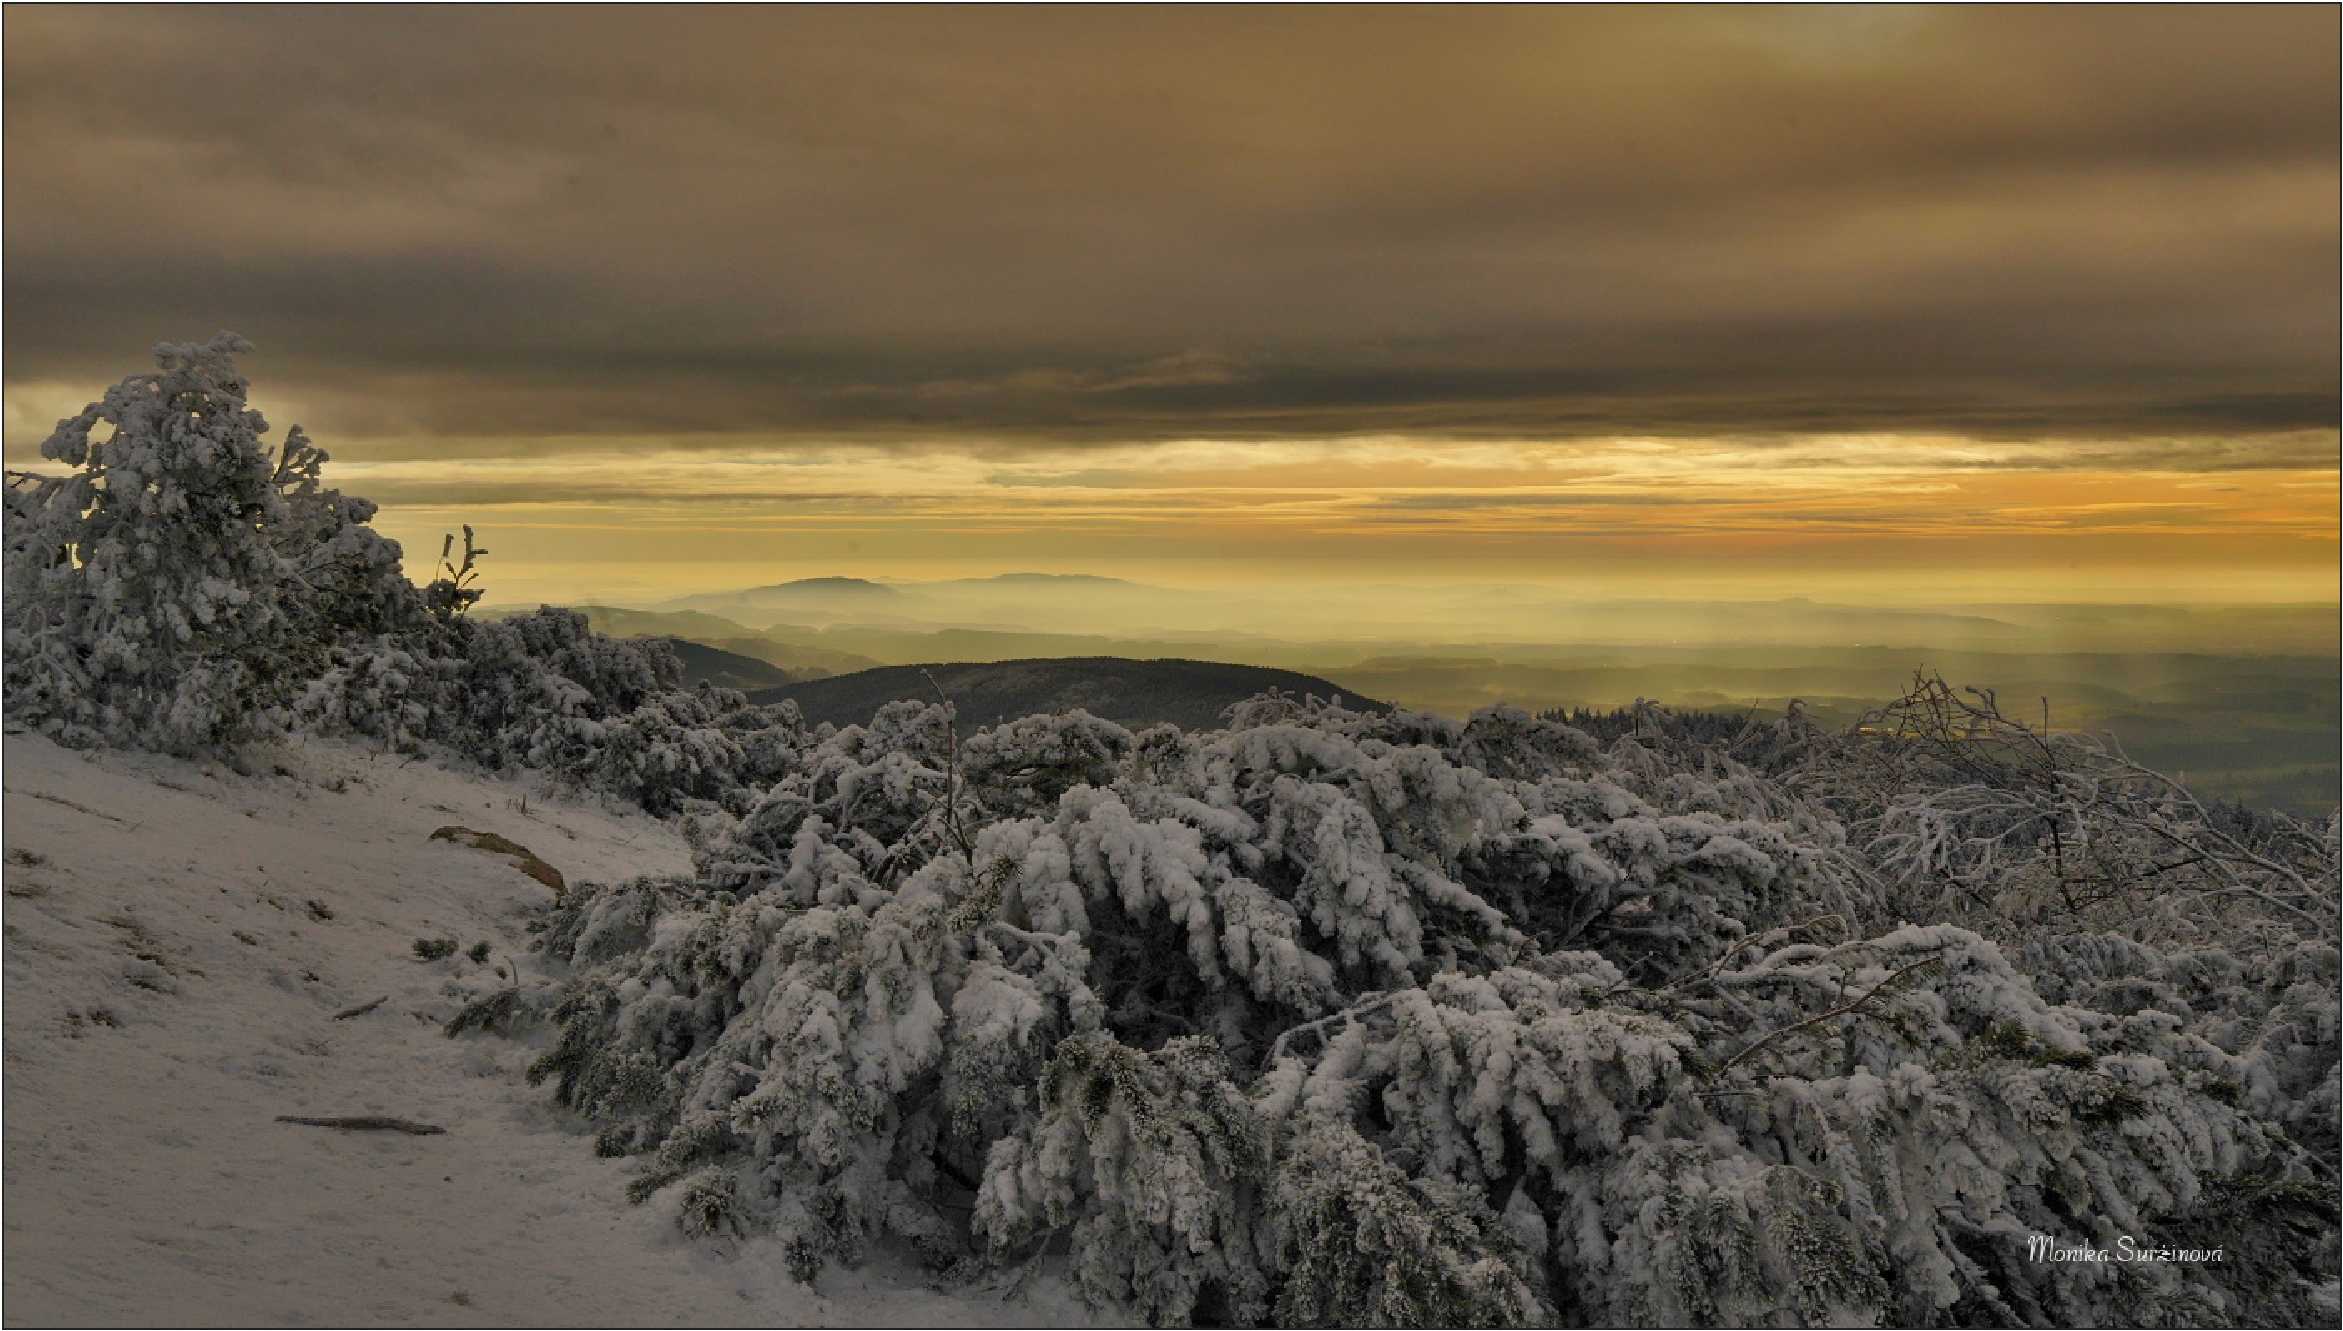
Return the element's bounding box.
[0,734,1108,1328]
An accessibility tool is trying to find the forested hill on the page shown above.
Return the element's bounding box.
[651,637,796,692]
[747,656,1387,731]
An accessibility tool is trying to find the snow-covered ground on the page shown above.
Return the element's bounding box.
[1,734,1108,1327]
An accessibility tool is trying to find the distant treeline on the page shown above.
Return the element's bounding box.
[1538,703,1761,746]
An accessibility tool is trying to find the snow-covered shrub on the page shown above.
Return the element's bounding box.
[589,697,752,817]
[1265,1112,1544,1327]
[978,1033,1276,1324]
[275,580,788,812]
[2018,931,2341,1173]
[268,424,419,643]
[961,708,1132,808]
[519,698,2337,1326]
[3,334,409,752]
[291,635,450,753]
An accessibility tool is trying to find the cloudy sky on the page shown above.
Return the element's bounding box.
[5,5,2335,605]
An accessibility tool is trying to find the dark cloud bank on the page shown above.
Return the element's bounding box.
[6,6,2336,453]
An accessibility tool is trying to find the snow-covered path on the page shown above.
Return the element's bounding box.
[1,735,1106,1327]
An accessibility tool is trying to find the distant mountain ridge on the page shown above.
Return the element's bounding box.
[941,573,1138,587]
[745,576,898,595]
[747,657,1387,732]
[657,571,1179,633]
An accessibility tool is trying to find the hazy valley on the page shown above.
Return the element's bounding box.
[512,576,2341,813]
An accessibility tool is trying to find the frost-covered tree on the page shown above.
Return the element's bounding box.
[3,333,402,752]
[3,335,817,815]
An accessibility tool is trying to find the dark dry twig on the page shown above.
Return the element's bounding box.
[275,1114,446,1135]
[1710,953,1944,1082]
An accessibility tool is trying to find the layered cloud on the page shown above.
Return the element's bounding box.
[4,7,2333,601]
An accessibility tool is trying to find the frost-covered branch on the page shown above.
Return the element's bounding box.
[1706,951,1942,1081]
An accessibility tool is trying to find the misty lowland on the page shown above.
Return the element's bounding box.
[6,7,2342,1331]
[544,588,2342,818]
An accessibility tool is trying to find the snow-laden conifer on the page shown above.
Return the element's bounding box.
[6,335,354,750]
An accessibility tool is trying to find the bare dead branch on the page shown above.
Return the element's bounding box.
[275,1114,446,1135]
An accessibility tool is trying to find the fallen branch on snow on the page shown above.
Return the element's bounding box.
[275,1115,446,1135]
